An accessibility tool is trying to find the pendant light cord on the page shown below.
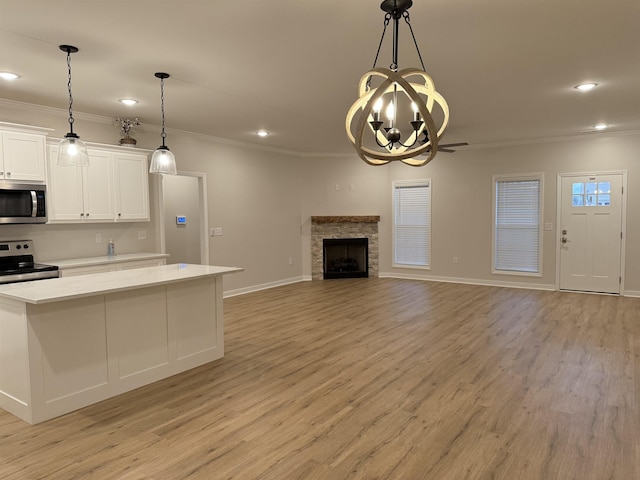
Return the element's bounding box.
[66,51,75,134]
[160,77,167,147]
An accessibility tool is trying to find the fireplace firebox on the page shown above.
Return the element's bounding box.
[323,238,368,279]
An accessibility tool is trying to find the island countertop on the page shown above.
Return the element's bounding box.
[0,264,243,305]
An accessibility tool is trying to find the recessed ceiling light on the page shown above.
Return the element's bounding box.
[0,72,20,81]
[574,83,598,92]
[594,124,608,130]
[256,130,269,137]
[119,98,138,106]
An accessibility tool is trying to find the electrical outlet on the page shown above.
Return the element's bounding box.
[453,256,459,264]
[138,230,147,240]
[95,233,102,243]
[349,184,355,191]
[335,183,340,191]
[210,227,223,236]
[288,257,293,265]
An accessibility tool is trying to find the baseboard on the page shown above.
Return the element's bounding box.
[378,271,556,291]
[224,273,639,298]
[223,276,307,298]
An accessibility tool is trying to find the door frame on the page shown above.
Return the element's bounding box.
[158,171,210,265]
[555,170,627,294]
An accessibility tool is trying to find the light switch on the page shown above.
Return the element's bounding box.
[544,223,553,231]
[176,216,187,225]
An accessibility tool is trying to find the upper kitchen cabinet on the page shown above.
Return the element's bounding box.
[0,123,51,183]
[47,143,150,223]
[113,152,150,221]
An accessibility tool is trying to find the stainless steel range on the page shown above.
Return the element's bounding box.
[0,240,59,284]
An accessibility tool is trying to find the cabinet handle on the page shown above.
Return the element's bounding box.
[6,172,10,177]
[80,213,84,217]
[118,213,121,217]
[0,172,3,176]
[86,213,90,217]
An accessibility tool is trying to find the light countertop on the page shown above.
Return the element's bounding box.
[0,264,243,305]
[44,253,170,269]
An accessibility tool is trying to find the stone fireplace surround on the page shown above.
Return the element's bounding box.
[311,216,380,280]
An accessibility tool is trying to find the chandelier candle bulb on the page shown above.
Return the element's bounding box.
[412,102,421,121]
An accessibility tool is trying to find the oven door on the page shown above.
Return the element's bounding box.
[0,183,47,224]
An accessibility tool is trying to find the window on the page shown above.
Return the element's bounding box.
[493,174,542,275]
[572,181,611,206]
[393,179,431,268]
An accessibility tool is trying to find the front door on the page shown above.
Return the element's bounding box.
[559,173,624,294]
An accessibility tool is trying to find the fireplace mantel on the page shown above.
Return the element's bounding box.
[311,216,380,224]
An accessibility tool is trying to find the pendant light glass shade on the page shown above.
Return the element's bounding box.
[58,133,89,167]
[149,146,177,175]
[57,45,89,167]
[149,72,177,175]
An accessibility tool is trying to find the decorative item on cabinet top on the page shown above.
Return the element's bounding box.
[115,118,140,146]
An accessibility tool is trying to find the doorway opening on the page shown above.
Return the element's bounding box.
[158,172,209,265]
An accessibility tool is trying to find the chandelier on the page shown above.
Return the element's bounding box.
[345,0,449,166]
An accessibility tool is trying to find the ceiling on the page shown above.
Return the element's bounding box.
[1,0,638,156]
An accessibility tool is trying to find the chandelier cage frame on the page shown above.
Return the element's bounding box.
[345,0,450,167]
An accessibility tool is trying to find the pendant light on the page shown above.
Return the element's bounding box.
[345,0,449,167]
[149,72,177,175]
[57,45,89,167]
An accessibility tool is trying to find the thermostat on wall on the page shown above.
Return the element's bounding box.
[176,215,187,225]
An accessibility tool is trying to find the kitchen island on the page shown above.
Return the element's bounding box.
[0,264,242,424]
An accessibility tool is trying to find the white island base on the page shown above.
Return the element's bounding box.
[0,264,242,424]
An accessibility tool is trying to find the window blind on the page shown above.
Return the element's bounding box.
[494,178,541,273]
[393,181,430,267]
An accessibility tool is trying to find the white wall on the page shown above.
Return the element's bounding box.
[2,99,640,295]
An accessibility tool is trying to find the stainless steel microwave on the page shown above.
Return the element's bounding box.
[0,182,47,224]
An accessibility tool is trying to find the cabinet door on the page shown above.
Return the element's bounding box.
[59,265,116,277]
[83,150,115,221]
[46,146,85,222]
[113,153,149,221]
[116,259,166,271]
[1,132,46,182]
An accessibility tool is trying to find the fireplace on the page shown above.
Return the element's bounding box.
[311,216,380,281]
[323,238,368,279]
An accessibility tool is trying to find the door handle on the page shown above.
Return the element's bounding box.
[561,236,568,243]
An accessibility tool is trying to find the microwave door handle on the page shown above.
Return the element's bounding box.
[31,190,37,217]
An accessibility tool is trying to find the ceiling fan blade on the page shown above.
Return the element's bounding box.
[438,148,457,153]
[439,142,469,148]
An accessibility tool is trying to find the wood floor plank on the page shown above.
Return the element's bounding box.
[0,278,638,479]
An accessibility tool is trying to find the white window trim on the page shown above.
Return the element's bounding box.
[492,173,544,277]
[392,179,431,270]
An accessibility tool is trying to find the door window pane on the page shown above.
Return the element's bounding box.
[571,181,613,207]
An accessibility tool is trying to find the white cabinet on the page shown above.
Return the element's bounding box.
[0,124,49,183]
[58,265,115,277]
[47,144,149,223]
[113,153,150,221]
[116,259,166,271]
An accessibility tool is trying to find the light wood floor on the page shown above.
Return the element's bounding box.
[1,278,638,479]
